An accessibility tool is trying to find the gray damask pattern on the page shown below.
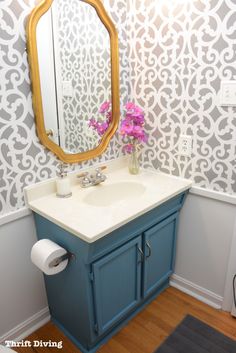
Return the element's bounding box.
[0,0,56,214]
[127,0,236,193]
[0,0,235,216]
[56,0,112,153]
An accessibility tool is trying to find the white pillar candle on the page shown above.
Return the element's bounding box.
[56,177,72,198]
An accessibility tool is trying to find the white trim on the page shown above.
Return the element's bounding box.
[231,302,236,317]
[0,307,50,344]
[0,208,32,227]
[190,186,236,205]
[222,218,236,313]
[170,274,223,309]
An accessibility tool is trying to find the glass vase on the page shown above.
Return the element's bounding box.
[128,144,140,175]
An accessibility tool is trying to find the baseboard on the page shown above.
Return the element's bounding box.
[0,307,50,344]
[170,274,223,309]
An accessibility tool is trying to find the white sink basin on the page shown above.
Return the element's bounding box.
[25,158,192,243]
[83,182,146,207]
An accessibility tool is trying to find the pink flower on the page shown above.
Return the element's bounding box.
[88,118,98,128]
[123,144,134,154]
[120,121,134,135]
[97,122,109,136]
[99,101,111,114]
[133,126,147,142]
[125,102,136,111]
[125,113,145,125]
[125,102,144,114]
[132,125,143,136]
[88,101,112,137]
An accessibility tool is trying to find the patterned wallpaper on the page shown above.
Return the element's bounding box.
[56,0,112,153]
[127,0,236,194]
[0,0,235,216]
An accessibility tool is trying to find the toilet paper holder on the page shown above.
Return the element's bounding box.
[49,252,75,268]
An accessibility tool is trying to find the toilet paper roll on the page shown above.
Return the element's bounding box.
[31,239,68,275]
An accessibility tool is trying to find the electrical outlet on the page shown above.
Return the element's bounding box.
[62,81,73,97]
[220,80,236,106]
[179,135,192,156]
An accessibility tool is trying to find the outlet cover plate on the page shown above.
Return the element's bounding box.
[179,135,192,157]
[220,80,236,106]
[62,81,73,97]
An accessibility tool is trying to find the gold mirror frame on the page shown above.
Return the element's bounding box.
[27,0,120,163]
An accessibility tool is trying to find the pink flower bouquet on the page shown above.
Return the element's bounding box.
[120,102,148,154]
[88,101,112,136]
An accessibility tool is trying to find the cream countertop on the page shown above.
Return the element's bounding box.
[24,159,192,243]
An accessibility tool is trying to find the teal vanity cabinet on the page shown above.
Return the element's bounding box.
[92,236,142,335]
[143,213,178,297]
[33,192,186,353]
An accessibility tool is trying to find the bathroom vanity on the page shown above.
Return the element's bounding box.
[25,160,192,353]
[26,1,192,350]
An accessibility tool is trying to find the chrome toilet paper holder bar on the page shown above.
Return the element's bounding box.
[49,252,75,268]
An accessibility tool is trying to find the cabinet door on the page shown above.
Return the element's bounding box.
[92,236,142,335]
[143,213,178,297]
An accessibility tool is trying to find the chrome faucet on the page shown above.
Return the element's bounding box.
[77,167,107,188]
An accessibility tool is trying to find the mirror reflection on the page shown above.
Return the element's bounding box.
[36,0,111,154]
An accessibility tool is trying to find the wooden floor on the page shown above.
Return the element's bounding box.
[14,287,236,353]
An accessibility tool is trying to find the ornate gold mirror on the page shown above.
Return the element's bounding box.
[27,0,120,163]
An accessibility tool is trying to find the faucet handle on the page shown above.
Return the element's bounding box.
[77,172,91,187]
[77,172,88,179]
[95,166,107,174]
[95,166,107,182]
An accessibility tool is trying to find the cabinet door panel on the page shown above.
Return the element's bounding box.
[143,213,178,297]
[92,236,142,335]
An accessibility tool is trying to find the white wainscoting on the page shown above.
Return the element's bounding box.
[173,191,236,309]
[222,219,236,314]
[0,214,48,342]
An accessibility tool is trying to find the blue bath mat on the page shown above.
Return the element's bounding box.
[154,315,236,353]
